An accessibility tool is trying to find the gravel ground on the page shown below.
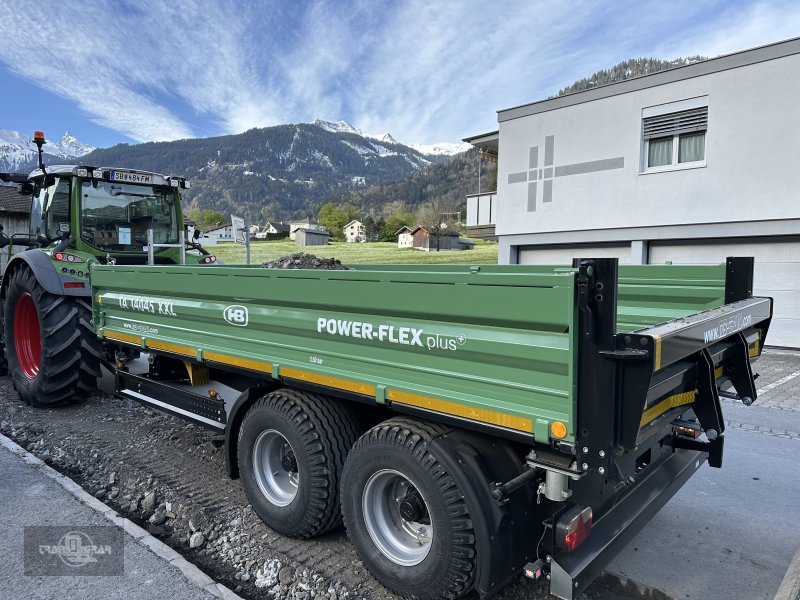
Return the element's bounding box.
[262,253,352,270]
[0,374,560,600]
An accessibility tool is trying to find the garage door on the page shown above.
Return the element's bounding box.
[518,243,631,265]
[650,238,800,348]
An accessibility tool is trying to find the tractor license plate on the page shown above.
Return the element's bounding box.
[109,171,153,184]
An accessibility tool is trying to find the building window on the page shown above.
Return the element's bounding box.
[643,106,707,170]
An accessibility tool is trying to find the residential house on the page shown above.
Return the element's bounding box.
[344,220,366,243]
[465,37,800,347]
[197,223,234,246]
[256,221,291,239]
[395,226,415,248]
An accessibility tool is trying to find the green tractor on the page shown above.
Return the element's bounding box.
[0,131,214,407]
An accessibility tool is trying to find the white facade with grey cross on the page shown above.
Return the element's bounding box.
[465,37,800,347]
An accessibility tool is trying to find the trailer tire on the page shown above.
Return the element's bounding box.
[341,418,477,600]
[3,267,101,407]
[238,388,360,538]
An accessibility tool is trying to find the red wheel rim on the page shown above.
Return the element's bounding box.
[13,292,41,379]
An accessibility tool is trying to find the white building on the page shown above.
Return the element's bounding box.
[465,38,800,347]
[198,224,234,246]
[289,218,323,240]
[396,226,415,248]
[343,220,366,243]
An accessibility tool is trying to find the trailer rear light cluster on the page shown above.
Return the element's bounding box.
[53,252,85,263]
[555,505,593,552]
[199,255,217,264]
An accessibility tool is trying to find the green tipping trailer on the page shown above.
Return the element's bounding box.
[87,257,771,600]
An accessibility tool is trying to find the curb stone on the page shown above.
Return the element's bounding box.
[0,432,244,600]
[774,542,800,600]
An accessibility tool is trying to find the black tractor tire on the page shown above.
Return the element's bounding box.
[238,388,361,538]
[341,418,477,600]
[0,313,8,376]
[3,266,102,407]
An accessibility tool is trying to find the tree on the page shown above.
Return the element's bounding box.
[319,202,343,237]
[186,208,226,228]
[381,208,415,241]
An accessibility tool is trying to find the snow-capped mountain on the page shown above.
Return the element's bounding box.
[0,129,95,172]
[410,142,472,157]
[310,119,467,156]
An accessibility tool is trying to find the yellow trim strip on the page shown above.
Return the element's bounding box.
[281,367,376,397]
[652,334,662,371]
[103,330,141,345]
[205,351,272,373]
[640,390,696,428]
[146,339,195,357]
[388,389,533,433]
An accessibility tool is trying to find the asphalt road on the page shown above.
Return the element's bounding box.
[606,350,800,600]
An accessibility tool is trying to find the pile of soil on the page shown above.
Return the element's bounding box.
[262,252,352,270]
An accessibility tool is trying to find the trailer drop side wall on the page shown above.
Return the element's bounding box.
[89,258,771,600]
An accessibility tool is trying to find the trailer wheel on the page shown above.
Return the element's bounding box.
[341,419,477,600]
[3,267,101,407]
[238,388,360,538]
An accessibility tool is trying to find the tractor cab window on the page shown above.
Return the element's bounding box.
[80,180,179,252]
[30,176,70,242]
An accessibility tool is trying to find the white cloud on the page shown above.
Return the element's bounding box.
[1,0,798,145]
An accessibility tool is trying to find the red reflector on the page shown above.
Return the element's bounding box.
[556,506,593,552]
[63,282,85,288]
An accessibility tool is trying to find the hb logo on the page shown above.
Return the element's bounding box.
[224,305,248,327]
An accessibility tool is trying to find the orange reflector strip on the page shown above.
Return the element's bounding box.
[103,330,141,345]
[205,351,272,373]
[640,390,696,428]
[146,339,195,357]
[388,389,533,433]
[281,367,375,397]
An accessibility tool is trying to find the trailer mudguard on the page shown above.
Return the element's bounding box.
[2,251,91,297]
[428,428,538,598]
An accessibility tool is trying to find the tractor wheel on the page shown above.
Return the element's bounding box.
[341,418,478,600]
[3,267,102,407]
[238,388,361,538]
[0,315,8,376]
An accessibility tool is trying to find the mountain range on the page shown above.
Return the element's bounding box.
[1,55,708,223]
[0,129,96,172]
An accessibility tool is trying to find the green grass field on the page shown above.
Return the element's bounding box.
[208,239,499,265]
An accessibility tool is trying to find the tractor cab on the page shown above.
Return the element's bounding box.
[0,131,213,269]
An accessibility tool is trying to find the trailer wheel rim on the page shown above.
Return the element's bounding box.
[13,292,41,380]
[362,469,434,566]
[252,429,299,506]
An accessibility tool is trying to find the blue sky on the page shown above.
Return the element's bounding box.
[1,0,799,149]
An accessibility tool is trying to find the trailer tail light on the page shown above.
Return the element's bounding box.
[200,255,217,264]
[555,506,593,552]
